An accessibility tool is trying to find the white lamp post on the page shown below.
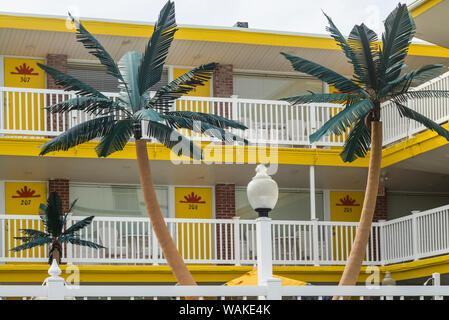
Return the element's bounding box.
[247,164,279,288]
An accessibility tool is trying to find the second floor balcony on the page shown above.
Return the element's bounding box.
[1,70,449,150]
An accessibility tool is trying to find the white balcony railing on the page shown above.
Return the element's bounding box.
[0,87,350,147]
[2,72,449,149]
[1,203,448,266]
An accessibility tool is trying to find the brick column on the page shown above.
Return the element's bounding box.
[215,184,236,261]
[46,54,69,132]
[49,179,70,214]
[213,64,233,98]
[212,64,233,120]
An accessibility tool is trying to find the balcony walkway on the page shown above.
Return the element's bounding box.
[1,71,449,148]
[2,203,449,267]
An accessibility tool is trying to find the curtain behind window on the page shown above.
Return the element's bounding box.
[69,184,169,218]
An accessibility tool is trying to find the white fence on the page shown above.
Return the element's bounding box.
[0,262,445,300]
[0,87,349,147]
[2,73,449,148]
[382,70,449,146]
[1,203,449,266]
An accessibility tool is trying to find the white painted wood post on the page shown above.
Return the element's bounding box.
[0,88,4,136]
[256,217,273,286]
[312,218,320,266]
[152,225,159,265]
[263,278,282,300]
[411,211,420,261]
[46,259,65,300]
[233,217,241,266]
[433,273,442,300]
[378,220,386,266]
[231,95,239,122]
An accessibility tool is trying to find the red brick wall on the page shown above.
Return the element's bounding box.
[213,64,233,98]
[49,179,70,214]
[215,184,236,260]
[46,54,68,89]
[45,54,68,131]
[373,188,387,222]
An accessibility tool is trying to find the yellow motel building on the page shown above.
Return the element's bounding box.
[2,0,449,286]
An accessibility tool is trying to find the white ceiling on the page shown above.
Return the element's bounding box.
[1,153,448,193]
[1,28,449,76]
[413,0,449,49]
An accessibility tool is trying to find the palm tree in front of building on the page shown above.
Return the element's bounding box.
[280,3,449,295]
[37,1,246,286]
[11,191,104,265]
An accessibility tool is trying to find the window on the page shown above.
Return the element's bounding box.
[235,188,324,221]
[69,184,169,217]
[67,65,169,93]
[233,73,324,100]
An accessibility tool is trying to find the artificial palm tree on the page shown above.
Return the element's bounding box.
[37,1,246,286]
[280,3,449,295]
[11,192,103,264]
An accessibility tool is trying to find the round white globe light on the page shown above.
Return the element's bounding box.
[247,164,279,215]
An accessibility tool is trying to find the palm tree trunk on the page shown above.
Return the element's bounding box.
[333,121,382,300]
[135,139,197,287]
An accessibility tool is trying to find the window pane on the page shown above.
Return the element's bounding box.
[69,184,169,218]
[233,74,323,100]
[235,188,324,221]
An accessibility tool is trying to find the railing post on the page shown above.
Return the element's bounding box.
[312,218,320,266]
[256,217,273,286]
[433,273,442,300]
[378,220,386,266]
[233,217,241,266]
[0,88,4,136]
[65,215,72,264]
[411,211,420,261]
[46,259,65,300]
[152,225,159,265]
[231,95,239,122]
[263,278,282,300]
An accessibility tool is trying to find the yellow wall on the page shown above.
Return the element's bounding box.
[3,58,46,132]
[172,68,211,98]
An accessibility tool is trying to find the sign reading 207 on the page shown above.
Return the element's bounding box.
[12,186,41,206]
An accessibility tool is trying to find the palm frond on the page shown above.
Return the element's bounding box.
[161,114,247,144]
[95,120,134,157]
[390,90,449,104]
[281,52,363,94]
[10,237,52,251]
[39,116,117,155]
[68,198,78,214]
[147,121,203,160]
[45,191,63,236]
[310,98,373,143]
[69,13,124,82]
[148,62,218,111]
[340,115,372,162]
[394,102,449,141]
[58,235,105,249]
[62,216,95,236]
[37,63,106,98]
[281,93,363,105]
[134,108,164,122]
[323,12,364,83]
[138,0,177,95]
[164,111,247,130]
[380,64,445,97]
[44,96,119,115]
[347,24,379,88]
[118,51,142,112]
[378,3,415,84]
[19,229,49,238]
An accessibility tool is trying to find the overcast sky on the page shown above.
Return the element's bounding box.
[2,0,416,36]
